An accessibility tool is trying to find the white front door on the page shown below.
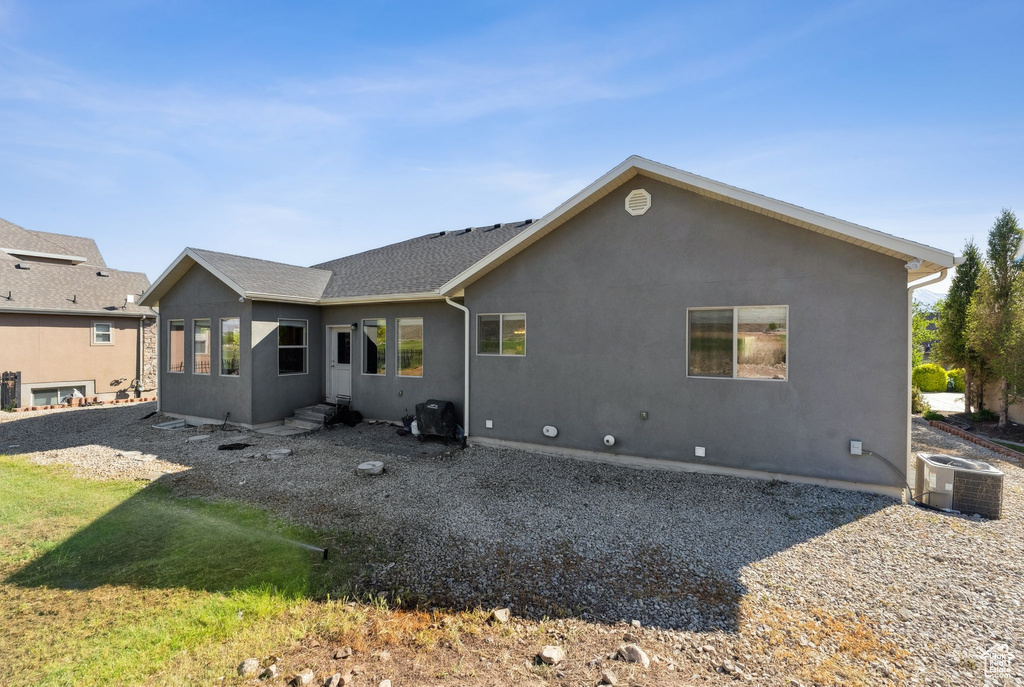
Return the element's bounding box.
[327,326,352,402]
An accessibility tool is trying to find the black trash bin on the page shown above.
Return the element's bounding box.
[415,399,459,444]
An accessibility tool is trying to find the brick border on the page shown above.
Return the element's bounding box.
[9,396,156,412]
[929,420,1024,461]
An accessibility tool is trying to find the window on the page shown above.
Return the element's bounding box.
[478,313,526,356]
[168,320,185,373]
[193,319,211,374]
[32,385,86,406]
[92,322,112,345]
[362,319,386,375]
[278,319,307,375]
[397,318,423,377]
[687,306,788,380]
[220,318,240,376]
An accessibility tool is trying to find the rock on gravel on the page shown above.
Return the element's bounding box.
[616,643,650,668]
[490,607,511,623]
[538,645,565,665]
[600,668,618,684]
[357,460,384,476]
[290,668,315,686]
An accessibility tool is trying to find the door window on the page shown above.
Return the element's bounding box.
[337,331,351,365]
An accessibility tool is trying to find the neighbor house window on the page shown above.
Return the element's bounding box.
[362,319,386,375]
[168,320,185,373]
[32,385,86,406]
[478,313,526,356]
[278,319,307,375]
[92,322,113,345]
[687,306,788,380]
[193,319,211,374]
[220,318,240,376]
[397,317,423,377]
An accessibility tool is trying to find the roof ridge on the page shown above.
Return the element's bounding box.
[190,247,332,273]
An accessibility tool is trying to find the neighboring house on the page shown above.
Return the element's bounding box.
[141,156,956,496]
[0,218,157,407]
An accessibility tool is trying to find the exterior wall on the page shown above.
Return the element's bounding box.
[464,176,910,489]
[0,311,146,405]
[983,381,1024,424]
[157,265,254,425]
[250,301,324,425]
[321,300,465,422]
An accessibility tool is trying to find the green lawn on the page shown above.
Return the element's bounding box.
[992,440,1024,455]
[0,455,370,687]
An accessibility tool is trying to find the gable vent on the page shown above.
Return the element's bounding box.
[625,188,651,216]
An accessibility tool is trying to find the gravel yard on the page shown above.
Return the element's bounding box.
[2,404,1023,685]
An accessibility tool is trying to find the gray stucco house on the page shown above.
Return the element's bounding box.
[140,156,957,496]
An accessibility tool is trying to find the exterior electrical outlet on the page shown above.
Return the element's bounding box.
[850,440,862,455]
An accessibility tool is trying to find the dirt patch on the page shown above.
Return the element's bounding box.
[943,411,1024,443]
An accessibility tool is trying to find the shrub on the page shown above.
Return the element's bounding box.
[923,410,944,421]
[911,386,930,414]
[912,364,949,393]
[973,408,999,422]
[947,368,966,393]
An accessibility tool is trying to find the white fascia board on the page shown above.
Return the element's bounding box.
[440,155,957,295]
[318,292,445,306]
[0,247,88,264]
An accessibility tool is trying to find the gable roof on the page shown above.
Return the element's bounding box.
[439,156,958,295]
[0,217,106,267]
[312,221,533,301]
[139,248,333,306]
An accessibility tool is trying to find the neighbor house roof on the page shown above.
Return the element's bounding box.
[439,156,958,295]
[0,217,106,267]
[140,248,334,306]
[312,221,533,301]
[0,218,152,317]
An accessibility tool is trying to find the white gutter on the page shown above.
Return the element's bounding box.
[445,296,470,438]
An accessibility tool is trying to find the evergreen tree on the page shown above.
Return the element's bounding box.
[934,241,982,409]
[967,210,1024,427]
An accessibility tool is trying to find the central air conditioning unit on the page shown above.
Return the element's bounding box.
[915,453,1004,519]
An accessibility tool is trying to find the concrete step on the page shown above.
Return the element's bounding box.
[284,417,322,431]
[294,410,328,424]
[299,404,335,417]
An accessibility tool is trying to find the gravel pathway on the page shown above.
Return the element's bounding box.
[2,405,1022,685]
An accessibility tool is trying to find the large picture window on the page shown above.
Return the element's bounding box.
[278,319,307,375]
[220,318,240,376]
[362,318,386,375]
[687,306,788,380]
[478,313,526,356]
[193,319,211,374]
[168,320,184,373]
[397,317,423,377]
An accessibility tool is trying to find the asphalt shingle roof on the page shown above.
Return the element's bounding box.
[190,248,332,301]
[311,221,533,298]
[0,218,106,267]
[0,218,152,315]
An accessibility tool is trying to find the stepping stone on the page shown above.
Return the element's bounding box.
[357,461,384,476]
[187,435,210,442]
[269,448,293,459]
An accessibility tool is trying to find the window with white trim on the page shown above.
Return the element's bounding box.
[397,317,423,377]
[92,322,112,344]
[687,306,788,380]
[278,319,307,375]
[193,319,211,374]
[220,318,240,376]
[168,320,185,373]
[362,319,386,375]
[478,313,526,356]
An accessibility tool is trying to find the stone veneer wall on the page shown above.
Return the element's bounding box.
[141,316,158,393]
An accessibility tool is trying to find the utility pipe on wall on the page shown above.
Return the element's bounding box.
[445,296,470,438]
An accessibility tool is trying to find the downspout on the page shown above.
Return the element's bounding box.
[905,263,949,500]
[445,296,470,438]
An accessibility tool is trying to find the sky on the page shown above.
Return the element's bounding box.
[1,1,1022,290]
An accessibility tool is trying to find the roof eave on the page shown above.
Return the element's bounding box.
[441,155,957,294]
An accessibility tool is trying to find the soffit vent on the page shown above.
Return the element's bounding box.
[625,188,652,216]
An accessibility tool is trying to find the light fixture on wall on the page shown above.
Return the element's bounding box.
[350,322,359,329]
